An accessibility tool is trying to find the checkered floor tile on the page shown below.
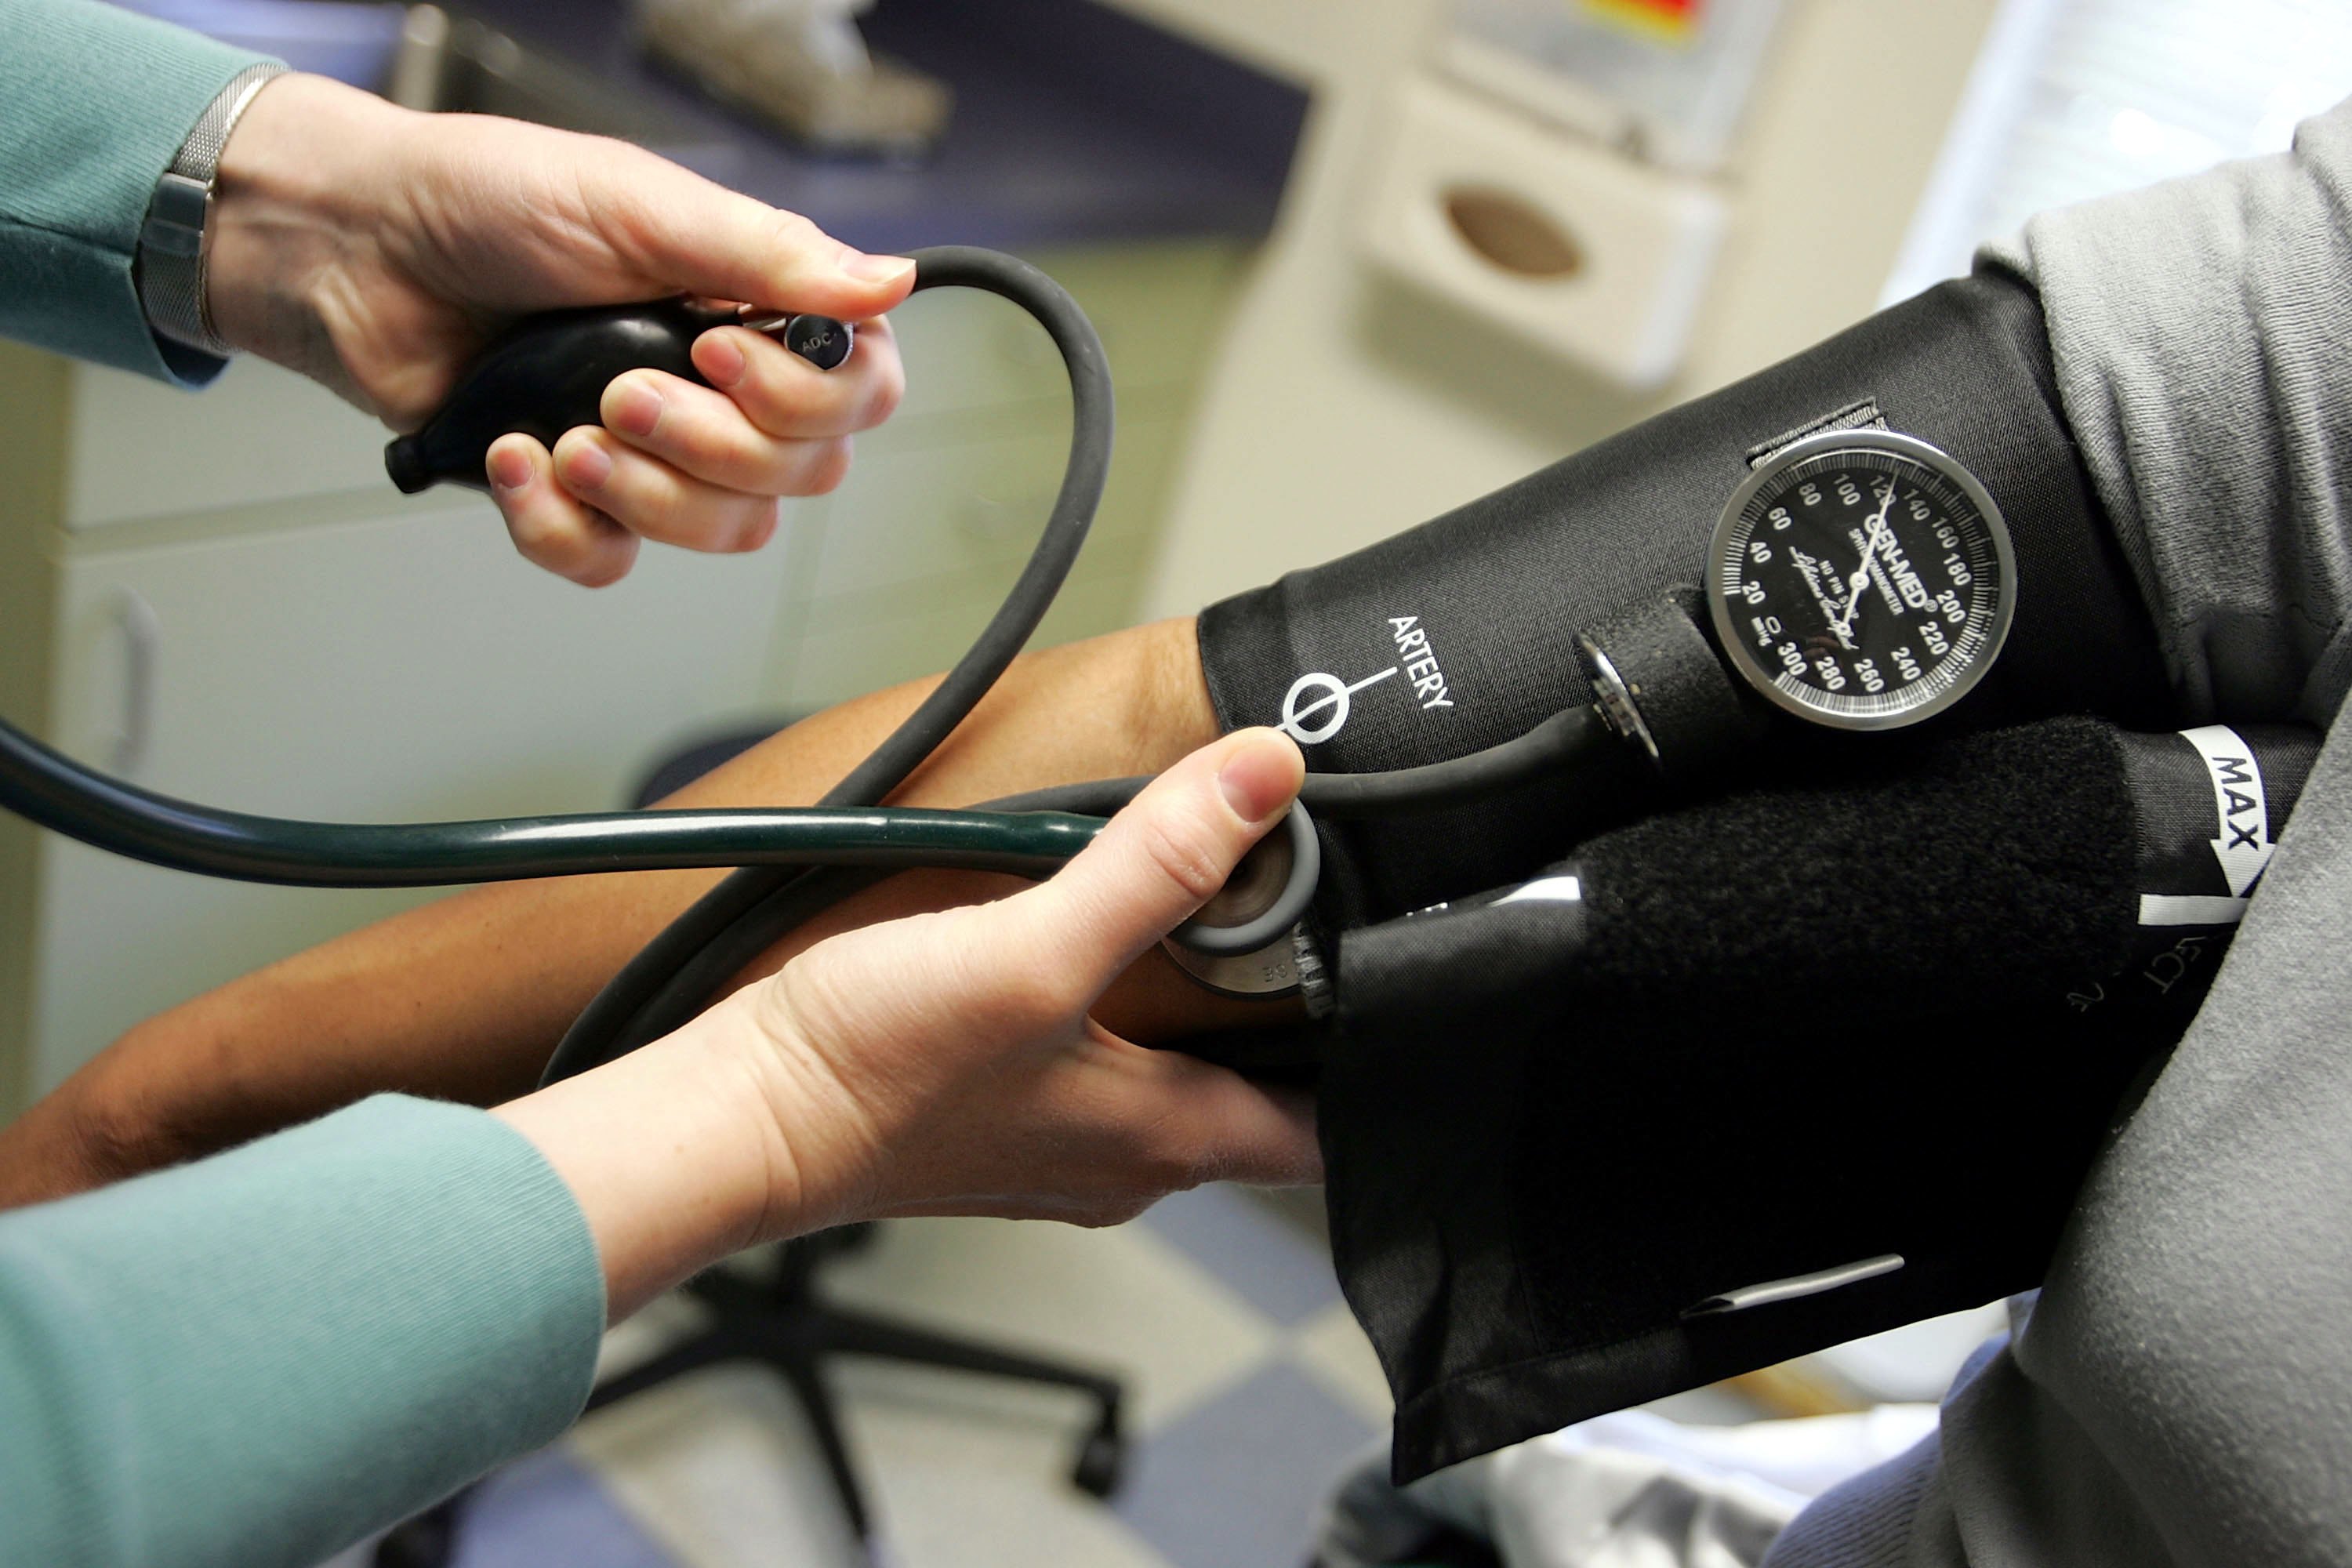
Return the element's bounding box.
[412,1185,1386,1568]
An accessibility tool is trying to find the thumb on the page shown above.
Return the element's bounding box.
[599,157,916,318]
[1005,728,1305,998]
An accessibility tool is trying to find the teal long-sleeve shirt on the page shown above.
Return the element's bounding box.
[2,11,610,1555]
[2,0,271,383]
[0,1096,607,1566]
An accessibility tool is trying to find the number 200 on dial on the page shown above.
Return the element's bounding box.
[1706,429,2017,731]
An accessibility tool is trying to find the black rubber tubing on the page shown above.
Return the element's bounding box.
[0,734,1118,884]
[545,247,1119,1080]
[0,249,1112,899]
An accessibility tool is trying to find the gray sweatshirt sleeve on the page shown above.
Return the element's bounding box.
[1762,100,2352,1568]
[1983,96,2352,724]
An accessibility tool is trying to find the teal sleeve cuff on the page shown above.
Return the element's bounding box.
[0,0,279,386]
[0,1094,606,1568]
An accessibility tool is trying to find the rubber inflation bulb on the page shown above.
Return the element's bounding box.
[385,300,854,495]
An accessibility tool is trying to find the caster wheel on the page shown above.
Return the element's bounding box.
[1072,1425,1125,1499]
[372,1505,459,1568]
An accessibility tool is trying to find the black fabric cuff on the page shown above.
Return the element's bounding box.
[1192,266,2181,1483]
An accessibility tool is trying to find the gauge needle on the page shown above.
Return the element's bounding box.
[1832,482,1901,642]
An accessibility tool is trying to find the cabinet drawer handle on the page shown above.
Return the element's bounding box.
[109,589,161,778]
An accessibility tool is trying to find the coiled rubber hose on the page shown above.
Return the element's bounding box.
[0,251,1117,895]
[543,247,1124,1080]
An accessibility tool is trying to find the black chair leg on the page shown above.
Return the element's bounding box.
[372,1247,1133,1568]
[584,1320,749,1414]
[371,1494,463,1568]
[815,1304,1127,1497]
[771,1342,877,1542]
[817,1304,1120,1408]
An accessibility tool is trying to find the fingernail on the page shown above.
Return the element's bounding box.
[1218,731,1300,826]
[610,378,662,438]
[695,332,747,388]
[844,251,916,285]
[562,440,613,492]
[486,444,532,492]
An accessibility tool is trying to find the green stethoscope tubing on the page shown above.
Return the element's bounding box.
[0,251,1132,891]
[0,715,1110,884]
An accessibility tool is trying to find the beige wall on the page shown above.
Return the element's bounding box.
[1108,0,2000,618]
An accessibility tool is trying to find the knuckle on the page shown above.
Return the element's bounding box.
[682,421,783,496]
[989,960,1083,1026]
[1152,1138,1216,1193]
[503,502,560,554]
[1134,814,1229,904]
[503,502,580,565]
[616,479,697,546]
[571,554,631,589]
[860,366,904,427]
[663,405,744,472]
[1073,1195,1155,1229]
[764,207,822,256]
[738,351,816,428]
[1116,1109,1215,1197]
[800,437,854,496]
[570,521,637,588]
[731,499,781,552]
[764,438,823,497]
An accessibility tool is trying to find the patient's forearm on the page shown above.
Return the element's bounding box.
[0,617,1281,1208]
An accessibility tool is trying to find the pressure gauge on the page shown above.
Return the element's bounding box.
[1706,429,2016,731]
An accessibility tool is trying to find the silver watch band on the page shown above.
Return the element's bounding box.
[136,63,289,356]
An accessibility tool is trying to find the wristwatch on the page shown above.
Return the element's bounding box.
[135,63,288,356]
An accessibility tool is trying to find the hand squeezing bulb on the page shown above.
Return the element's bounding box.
[384,301,853,495]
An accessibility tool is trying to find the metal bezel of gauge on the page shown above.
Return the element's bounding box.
[1705,428,2017,732]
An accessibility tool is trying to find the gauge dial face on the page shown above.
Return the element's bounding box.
[1707,430,2016,731]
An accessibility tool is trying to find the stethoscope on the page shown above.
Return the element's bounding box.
[0,246,2020,1085]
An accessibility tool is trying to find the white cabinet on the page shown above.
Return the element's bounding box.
[61,354,394,531]
[30,499,804,1094]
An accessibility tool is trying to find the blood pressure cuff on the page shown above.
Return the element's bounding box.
[1192,267,2183,1482]
[1196,266,2172,937]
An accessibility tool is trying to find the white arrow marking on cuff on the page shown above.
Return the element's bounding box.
[2139,893,2249,926]
[2180,724,2273,898]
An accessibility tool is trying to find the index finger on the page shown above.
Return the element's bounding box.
[586,147,917,320]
